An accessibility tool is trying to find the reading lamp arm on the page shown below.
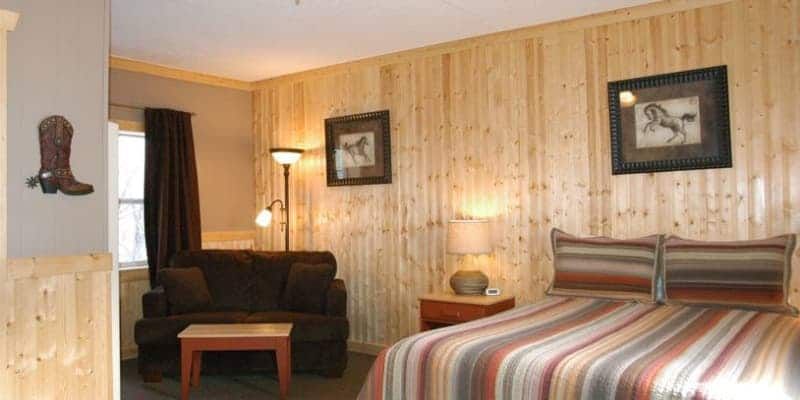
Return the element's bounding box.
[267,199,285,211]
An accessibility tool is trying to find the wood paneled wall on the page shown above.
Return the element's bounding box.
[3,254,112,399]
[202,230,256,250]
[253,0,800,347]
[119,268,149,360]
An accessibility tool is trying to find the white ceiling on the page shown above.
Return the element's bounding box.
[111,0,657,82]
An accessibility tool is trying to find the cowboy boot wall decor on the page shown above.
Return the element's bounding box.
[33,115,94,195]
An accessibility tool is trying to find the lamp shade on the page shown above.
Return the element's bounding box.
[446,219,491,254]
[270,148,304,165]
[255,208,273,227]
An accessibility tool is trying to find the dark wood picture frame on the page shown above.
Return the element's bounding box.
[608,65,731,175]
[325,110,392,186]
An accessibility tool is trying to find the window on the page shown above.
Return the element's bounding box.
[118,131,147,267]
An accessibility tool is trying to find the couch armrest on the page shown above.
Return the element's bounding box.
[142,286,168,318]
[325,279,347,317]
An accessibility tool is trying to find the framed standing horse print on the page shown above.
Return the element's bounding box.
[608,66,731,175]
[325,110,392,186]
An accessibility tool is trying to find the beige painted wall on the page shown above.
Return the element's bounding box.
[109,69,254,232]
[254,0,800,347]
[2,0,109,258]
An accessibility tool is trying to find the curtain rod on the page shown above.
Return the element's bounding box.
[109,102,197,116]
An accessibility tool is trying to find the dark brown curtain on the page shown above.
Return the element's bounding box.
[144,108,202,288]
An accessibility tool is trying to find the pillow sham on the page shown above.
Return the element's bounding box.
[548,228,662,303]
[158,267,213,314]
[662,235,797,315]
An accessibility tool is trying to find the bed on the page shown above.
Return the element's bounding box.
[358,295,800,400]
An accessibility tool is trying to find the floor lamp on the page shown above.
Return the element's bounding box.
[255,148,303,251]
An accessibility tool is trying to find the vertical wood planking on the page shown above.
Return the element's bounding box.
[525,37,550,299]
[789,0,800,299]
[253,0,800,346]
[118,272,150,360]
[2,254,112,399]
[116,279,133,363]
[201,231,257,250]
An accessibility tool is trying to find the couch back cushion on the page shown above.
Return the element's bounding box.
[170,250,254,311]
[283,263,336,314]
[663,235,797,315]
[250,251,337,312]
[549,228,662,303]
[158,267,213,314]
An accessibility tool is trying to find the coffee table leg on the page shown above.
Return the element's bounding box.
[191,351,202,386]
[181,341,192,400]
[276,338,291,400]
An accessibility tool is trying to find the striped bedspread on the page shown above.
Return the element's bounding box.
[359,296,800,400]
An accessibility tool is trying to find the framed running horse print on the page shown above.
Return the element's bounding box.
[325,110,392,186]
[608,66,731,175]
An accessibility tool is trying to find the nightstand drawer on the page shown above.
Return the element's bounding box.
[420,300,484,322]
[418,294,515,331]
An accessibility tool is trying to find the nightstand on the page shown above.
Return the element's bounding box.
[418,293,515,331]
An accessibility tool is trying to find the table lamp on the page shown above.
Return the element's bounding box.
[447,219,491,295]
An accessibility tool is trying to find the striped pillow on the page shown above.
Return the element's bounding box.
[663,235,797,315]
[548,228,662,303]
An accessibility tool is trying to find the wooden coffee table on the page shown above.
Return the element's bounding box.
[178,323,293,400]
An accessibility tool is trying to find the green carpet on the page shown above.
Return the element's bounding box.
[122,352,375,400]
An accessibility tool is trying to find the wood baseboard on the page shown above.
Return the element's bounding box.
[348,340,386,356]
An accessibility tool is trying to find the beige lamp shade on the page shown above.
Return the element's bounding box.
[254,208,273,227]
[446,219,491,254]
[270,147,304,165]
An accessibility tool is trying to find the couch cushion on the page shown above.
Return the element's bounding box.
[135,311,250,346]
[245,311,349,342]
[283,263,335,314]
[170,250,254,311]
[249,252,339,312]
[250,253,293,312]
[158,267,212,314]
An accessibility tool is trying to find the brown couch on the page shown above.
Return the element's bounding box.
[135,250,348,381]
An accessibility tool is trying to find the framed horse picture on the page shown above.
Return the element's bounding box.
[325,110,392,186]
[608,66,731,175]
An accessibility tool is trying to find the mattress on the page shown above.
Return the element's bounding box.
[359,296,800,400]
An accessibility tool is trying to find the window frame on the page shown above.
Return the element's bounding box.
[117,130,148,269]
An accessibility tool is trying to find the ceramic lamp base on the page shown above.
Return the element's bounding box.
[449,270,489,295]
